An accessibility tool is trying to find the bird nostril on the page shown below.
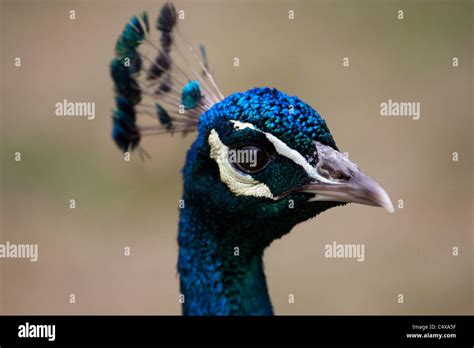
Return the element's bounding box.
[320,163,352,181]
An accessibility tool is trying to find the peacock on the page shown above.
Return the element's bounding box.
[110,2,394,315]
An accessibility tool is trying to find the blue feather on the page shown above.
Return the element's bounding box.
[181,80,202,110]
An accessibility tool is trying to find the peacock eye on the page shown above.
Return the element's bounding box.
[229,144,270,174]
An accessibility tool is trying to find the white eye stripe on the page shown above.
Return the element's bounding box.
[263,133,336,185]
[230,120,255,130]
[229,119,334,184]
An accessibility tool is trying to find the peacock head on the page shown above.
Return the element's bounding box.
[110,5,393,254]
[181,87,394,250]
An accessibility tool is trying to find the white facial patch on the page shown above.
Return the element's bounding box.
[208,129,275,199]
[208,120,338,200]
[264,134,337,185]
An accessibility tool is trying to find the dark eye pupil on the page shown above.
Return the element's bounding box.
[229,145,270,174]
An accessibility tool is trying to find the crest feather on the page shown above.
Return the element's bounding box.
[110,2,224,154]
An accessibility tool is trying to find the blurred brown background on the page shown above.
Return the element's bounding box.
[0,0,472,314]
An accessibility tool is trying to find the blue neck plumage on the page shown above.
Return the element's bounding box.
[177,205,273,315]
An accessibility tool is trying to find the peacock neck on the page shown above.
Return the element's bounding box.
[177,205,274,315]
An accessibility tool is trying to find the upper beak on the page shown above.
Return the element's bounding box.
[302,141,394,213]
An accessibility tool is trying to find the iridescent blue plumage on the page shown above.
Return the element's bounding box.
[200,87,336,155]
[110,4,181,152]
[110,58,141,152]
[114,16,145,74]
[110,13,149,152]
[181,80,203,110]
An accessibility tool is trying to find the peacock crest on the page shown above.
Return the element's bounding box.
[110,3,224,157]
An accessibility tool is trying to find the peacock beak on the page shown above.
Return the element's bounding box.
[302,141,394,213]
